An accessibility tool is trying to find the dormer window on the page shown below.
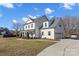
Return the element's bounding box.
[43,21,49,28]
[45,23,47,27]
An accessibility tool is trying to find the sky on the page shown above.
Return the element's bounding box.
[0,3,79,30]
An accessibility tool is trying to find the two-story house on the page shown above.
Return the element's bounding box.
[20,15,64,39]
[20,15,48,38]
[41,17,64,39]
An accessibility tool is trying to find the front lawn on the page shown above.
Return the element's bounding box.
[0,38,57,56]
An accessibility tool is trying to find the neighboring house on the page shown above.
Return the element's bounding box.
[20,15,48,38]
[0,27,9,37]
[20,15,64,39]
[69,29,78,39]
[0,27,8,35]
[0,27,16,37]
[41,17,64,39]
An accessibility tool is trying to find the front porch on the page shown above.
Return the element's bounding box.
[19,30,35,39]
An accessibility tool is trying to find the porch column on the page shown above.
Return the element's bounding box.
[19,31,21,38]
[21,31,23,38]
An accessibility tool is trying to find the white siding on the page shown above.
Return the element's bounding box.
[41,28,55,39]
[24,23,35,30]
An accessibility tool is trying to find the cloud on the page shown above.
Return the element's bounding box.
[34,8,38,11]
[15,3,23,7]
[28,15,37,19]
[0,3,14,8]
[50,16,54,18]
[12,19,17,23]
[22,17,28,22]
[0,13,3,18]
[62,3,75,10]
[36,15,40,17]
[45,8,55,15]
[22,15,39,22]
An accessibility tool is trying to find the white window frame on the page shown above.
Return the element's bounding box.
[48,31,51,36]
[42,31,44,35]
[31,24,33,28]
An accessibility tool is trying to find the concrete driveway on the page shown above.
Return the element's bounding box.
[37,39,79,56]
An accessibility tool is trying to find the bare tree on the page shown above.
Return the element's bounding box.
[12,22,22,37]
[62,16,79,38]
[62,16,71,38]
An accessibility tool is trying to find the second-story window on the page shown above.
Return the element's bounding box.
[31,24,33,28]
[28,24,30,28]
[26,25,27,28]
[45,23,47,27]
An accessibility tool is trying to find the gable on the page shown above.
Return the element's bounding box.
[54,20,64,33]
[43,21,49,28]
[26,18,33,23]
[54,19,63,28]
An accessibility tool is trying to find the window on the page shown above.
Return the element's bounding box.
[42,32,44,35]
[48,31,51,36]
[59,25,61,27]
[26,26,27,28]
[31,24,33,28]
[45,23,47,27]
[28,24,30,28]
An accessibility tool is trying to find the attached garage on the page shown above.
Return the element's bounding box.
[55,33,64,39]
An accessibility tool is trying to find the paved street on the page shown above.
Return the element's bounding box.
[37,39,79,56]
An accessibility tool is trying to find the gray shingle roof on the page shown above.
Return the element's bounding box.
[50,17,61,28]
[33,15,48,29]
[24,15,48,29]
[31,15,48,23]
[24,15,48,25]
[24,15,62,29]
[41,17,62,29]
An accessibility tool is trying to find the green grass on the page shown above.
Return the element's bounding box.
[0,38,57,56]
